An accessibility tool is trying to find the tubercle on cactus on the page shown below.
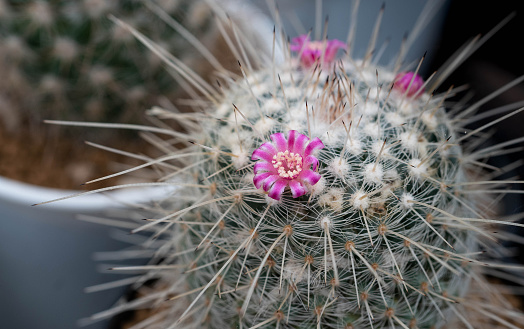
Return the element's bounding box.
[39,1,524,329]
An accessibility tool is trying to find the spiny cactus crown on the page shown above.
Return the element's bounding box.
[0,0,215,130]
[157,39,477,328]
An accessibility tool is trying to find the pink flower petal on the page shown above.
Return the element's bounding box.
[254,162,275,174]
[304,155,319,171]
[258,142,277,154]
[263,174,280,191]
[290,35,309,52]
[290,35,346,68]
[325,39,346,60]
[289,180,306,198]
[268,179,288,200]
[298,169,321,186]
[287,130,296,152]
[394,72,424,98]
[251,142,277,162]
[253,172,272,189]
[252,149,272,162]
[304,137,325,156]
[302,53,317,67]
[293,132,309,155]
[270,132,287,152]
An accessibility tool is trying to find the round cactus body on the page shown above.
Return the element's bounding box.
[150,49,476,329]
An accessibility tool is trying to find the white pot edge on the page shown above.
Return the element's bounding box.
[0,175,173,212]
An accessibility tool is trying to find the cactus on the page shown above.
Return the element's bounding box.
[0,0,216,132]
[48,1,524,328]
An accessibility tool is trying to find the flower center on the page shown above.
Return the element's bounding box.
[272,150,303,179]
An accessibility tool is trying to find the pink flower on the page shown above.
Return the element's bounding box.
[252,130,324,200]
[394,72,425,98]
[290,35,346,68]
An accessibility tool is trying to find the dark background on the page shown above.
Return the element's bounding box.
[428,1,524,289]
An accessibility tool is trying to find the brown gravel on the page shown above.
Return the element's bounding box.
[0,123,149,189]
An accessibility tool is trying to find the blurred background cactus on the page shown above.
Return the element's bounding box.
[0,0,218,128]
[0,0,218,187]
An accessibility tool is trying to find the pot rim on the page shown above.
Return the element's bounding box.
[0,175,172,212]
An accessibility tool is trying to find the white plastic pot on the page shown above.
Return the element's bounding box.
[0,176,170,329]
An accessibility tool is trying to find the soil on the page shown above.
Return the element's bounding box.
[0,124,151,190]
